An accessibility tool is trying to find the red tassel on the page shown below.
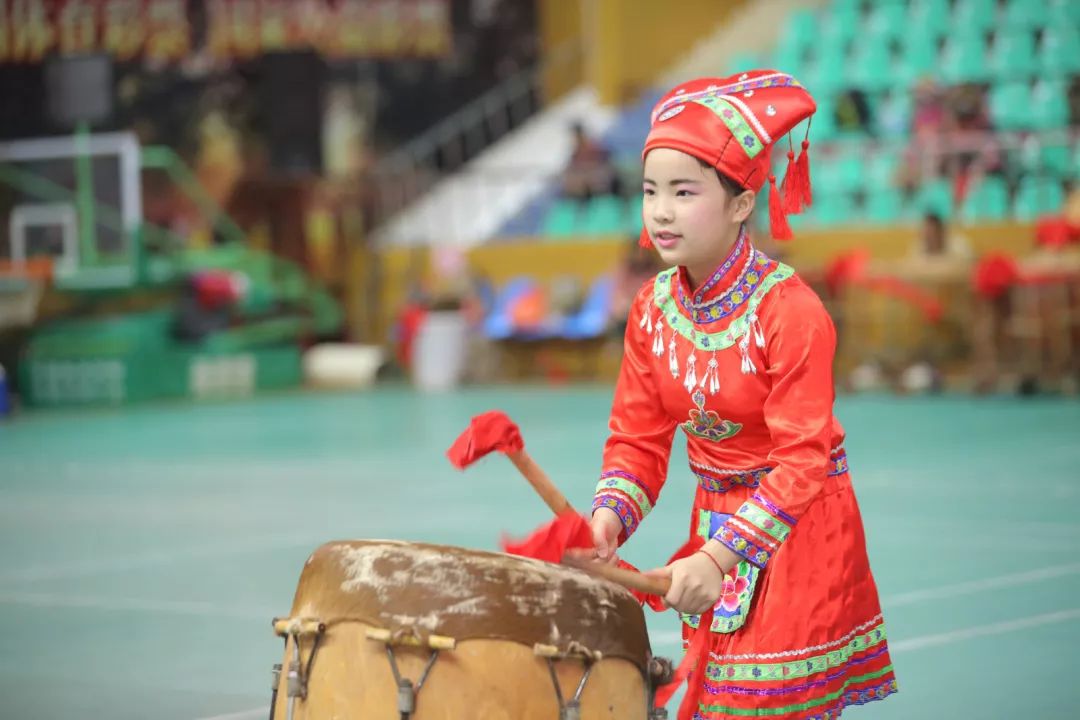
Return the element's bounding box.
[639,227,653,249]
[781,148,802,215]
[794,139,812,208]
[769,175,793,241]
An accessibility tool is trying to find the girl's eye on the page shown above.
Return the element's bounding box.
[676,189,694,197]
[643,187,656,196]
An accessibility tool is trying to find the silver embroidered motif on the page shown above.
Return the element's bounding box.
[653,319,665,356]
[639,308,653,333]
[683,353,698,393]
[739,312,762,374]
[753,316,766,348]
[700,353,720,395]
[668,336,679,379]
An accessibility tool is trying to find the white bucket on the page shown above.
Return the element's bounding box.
[412,311,468,392]
[303,344,384,389]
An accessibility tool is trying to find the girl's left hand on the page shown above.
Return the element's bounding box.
[646,551,726,615]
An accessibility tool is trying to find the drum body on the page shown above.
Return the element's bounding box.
[271,540,661,719]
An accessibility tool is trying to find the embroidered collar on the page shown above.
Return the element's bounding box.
[674,232,775,325]
[651,260,793,352]
[686,226,748,305]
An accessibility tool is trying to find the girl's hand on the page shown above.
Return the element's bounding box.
[647,550,726,615]
[588,507,623,563]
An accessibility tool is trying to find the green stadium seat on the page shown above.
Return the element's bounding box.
[1014,177,1065,220]
[1049,0,1080,24]
[915,179,955,220]
[777,10,818,64]
[581,196,628,235]
[952,0,999,32]
[803,99,839,142]
[808,191,856,227]
[909,0,951,38]
[816,15,857,56]
[542,199,580,237]
[628,193,644,235]
[1019,141,1073,179]
[877,92,914,137]
[847,42,893,90]
[816,153,864,194]
[1003,0,1051,28]
[1039,28,1080,76]
[1030,80,1069,129]
[864,3,907,42]
[867,151,901,191]
[802,51,848,96]
[941,35,990,83]
[989,32,1038,79]
[989,82,1032,131]
[827,0,862,25]
[864,189,905,225]
[961,176,1010,222]
[895,33,939,87]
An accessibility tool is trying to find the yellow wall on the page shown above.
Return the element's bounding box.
[538,0,585,102]
[780,222,1037,267]
[587,0,744,105]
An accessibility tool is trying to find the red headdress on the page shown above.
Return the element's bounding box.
[640,70,817,247]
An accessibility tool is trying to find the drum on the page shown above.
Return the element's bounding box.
[269,540,671,719]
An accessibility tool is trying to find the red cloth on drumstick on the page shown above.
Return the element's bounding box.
[502,513,702,611]
[445,410,525,468]
[501,511,593,564]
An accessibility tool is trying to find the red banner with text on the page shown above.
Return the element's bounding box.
[0,0,452,64]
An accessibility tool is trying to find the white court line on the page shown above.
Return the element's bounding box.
[193,708,269,720]
[0,533,318,584]
[0,590,277,620]
[886,562,1080,607]
[889,608,1080,652]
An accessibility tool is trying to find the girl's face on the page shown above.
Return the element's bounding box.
[642,148,754,285]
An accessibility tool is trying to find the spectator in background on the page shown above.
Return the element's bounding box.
[609,235,663,337]
[908,213,972,265]
[898,78,948,190]
[942,84,1001,202]
[1068,76,1080,127]
[835,89,874,136]
[560,122,622,203]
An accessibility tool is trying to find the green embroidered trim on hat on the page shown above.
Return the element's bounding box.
[691,95,764,158]
[652,263,794,351]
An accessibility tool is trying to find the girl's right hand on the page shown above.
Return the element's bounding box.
[589,507,623,563]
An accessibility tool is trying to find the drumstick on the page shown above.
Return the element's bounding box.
[446,411,574,516]
[504,449,574,516]
[447,411,670,598]
[563,554,672,596]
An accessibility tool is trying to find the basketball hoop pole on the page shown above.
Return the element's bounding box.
[74,122,98,268]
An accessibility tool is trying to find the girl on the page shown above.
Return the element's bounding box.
[590,70,898,719]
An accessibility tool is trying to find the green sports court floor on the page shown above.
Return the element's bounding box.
[1,387,1078,719]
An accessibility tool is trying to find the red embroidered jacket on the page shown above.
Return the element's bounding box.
[593,233,845,568]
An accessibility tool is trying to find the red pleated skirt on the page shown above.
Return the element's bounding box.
[683,464,898,719]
